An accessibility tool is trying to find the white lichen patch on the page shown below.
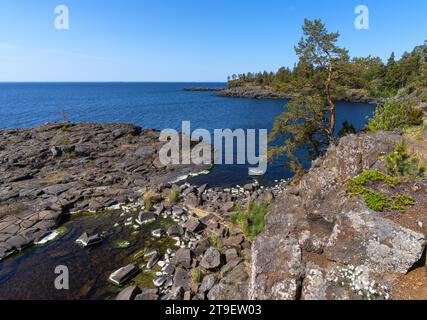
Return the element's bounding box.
[327,265,390,300]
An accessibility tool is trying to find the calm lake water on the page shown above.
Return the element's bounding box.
[0,82,376,186]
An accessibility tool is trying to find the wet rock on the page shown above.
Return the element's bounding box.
[153,276,168,287]
[200,247,222,270]
[116,285,141,300]
[147,251,161,269]
[136,212,157,225]
[109,264,139,286]
[75,232,102,248]
[151,228,165,238]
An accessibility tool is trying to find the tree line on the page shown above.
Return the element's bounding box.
[234,19,426,175]
[228,37,427,101]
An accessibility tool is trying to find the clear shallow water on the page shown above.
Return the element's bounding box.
[0,209,177,300]
[0,82,375,186]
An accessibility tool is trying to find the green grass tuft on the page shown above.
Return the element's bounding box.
[231,200,270,239]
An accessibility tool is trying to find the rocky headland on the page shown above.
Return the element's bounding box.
[217,85,385,105]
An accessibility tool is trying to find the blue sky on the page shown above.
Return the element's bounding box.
[0,0,426,81]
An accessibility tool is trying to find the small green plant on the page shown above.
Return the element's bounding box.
[348,170,400,195]
[232,200,270,239]
[366,101,423,132]
[386,142,425,177]
[348,170,416,213]
[143,191,155,211]
[191,268,204,284]
[209,232,223,249]
[391,195,415,213]
[168,188,180,204]
[363,191,390,212]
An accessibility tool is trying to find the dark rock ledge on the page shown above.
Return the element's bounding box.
[0,122,211,260]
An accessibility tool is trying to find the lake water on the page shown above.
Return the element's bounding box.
[0,82,376,186]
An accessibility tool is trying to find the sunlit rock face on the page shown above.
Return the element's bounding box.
[250,131,426,300]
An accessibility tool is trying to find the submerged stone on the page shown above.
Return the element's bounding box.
[136,212,157,225]
[75,232,102,248]
[109,263,139,286]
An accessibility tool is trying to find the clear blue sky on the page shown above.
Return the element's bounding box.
[0,0,426,82]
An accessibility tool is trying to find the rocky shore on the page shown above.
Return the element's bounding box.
[0,121,426,300]
[183,88,224,92]
[217,85,384,104]
[0,122,211,260]
[217,86,290,100]
[109,179,283,300]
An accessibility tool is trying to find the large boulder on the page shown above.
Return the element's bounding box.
[324,209,425,274]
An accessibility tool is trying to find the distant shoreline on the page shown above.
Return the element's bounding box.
[183,87,224,92]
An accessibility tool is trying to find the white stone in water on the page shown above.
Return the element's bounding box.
[34,230,60,245]
[114,223,120,228]
[418,221,423,229]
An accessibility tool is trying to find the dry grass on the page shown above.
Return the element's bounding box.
[43,171,70,184]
